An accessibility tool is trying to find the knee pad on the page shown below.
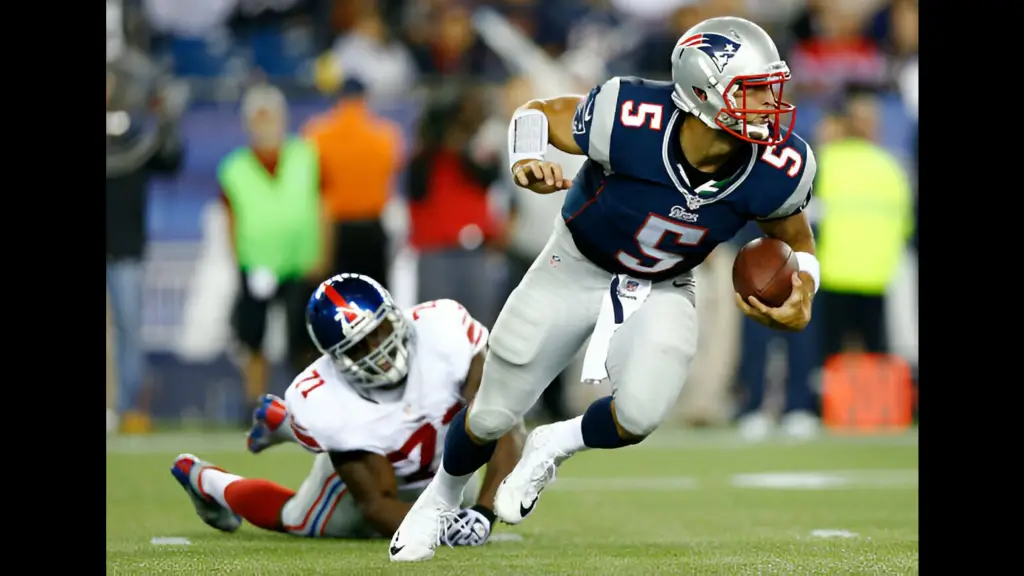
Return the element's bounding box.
[466,405,518,442]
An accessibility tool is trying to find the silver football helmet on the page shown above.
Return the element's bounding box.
[670,17,795,146]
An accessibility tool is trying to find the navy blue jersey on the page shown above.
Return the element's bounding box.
[563,76,817,282]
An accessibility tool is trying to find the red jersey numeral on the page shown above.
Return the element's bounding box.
[296,370,325,398]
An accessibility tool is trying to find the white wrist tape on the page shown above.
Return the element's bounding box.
[794,252,820,294]
[507,108,549,174]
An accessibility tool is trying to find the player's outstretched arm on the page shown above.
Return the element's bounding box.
[508,96,584,195]
[461,350,525,514]
[329,450,410,537]
[518,97,585,156]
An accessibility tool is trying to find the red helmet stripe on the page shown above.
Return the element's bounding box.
[323,283,359,322]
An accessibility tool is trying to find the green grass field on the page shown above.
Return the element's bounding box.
[107,429,918,575]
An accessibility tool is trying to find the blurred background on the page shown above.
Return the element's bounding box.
[106,0,918,440]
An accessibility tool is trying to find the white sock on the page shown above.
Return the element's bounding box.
[548,416,587,456]
[434,465,472,507]
[200,468,242,510]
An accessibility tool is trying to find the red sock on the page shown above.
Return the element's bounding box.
[223,479,295,532]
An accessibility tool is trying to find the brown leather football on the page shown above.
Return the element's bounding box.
[732,237,798,308]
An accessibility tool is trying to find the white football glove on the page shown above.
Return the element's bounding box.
[443,506,494,547]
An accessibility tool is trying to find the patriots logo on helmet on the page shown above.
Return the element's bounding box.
[677,33,742,74]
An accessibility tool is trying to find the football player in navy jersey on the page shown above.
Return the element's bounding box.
[390,16,820,561]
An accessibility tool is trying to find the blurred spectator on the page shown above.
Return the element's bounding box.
[426,4,482,75]
[633,4,705,80]
[610,0,699,22]
[631,0,747,79]
[303,77,402,289]
[228,0,314,34]
[888,0,918,61]
[786,0,888,98]
[143,0,238,38]
[890,0,918,250]
[219,84,329,422]
[319,0,418,104]
[403,1,511,81]
[106,58,185,434]
[538,0,622,60]
[744,0,808,37]
[406,82,506,327]
[815,85,913,362]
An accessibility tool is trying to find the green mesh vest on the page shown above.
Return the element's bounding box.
[218,138,322,279]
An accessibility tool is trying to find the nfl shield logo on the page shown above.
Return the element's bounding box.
[549,254,561,267]
[623,279,639,292]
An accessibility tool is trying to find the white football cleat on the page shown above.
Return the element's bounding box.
[494,424,565,525]
[388,482,459,562]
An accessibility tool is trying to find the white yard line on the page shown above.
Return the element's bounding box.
[730,470,918,489]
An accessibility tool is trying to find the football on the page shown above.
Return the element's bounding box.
[732,237,798,308]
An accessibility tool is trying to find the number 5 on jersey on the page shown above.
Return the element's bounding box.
[620,101,664,131]
[760,145,802,177]
[617,215,707,274]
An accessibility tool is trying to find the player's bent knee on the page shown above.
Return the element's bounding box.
[466,405,517,442]
[613,356,691,438]
[613,399,664,438]
[279,497,306,534]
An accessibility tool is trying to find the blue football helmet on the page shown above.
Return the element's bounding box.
[305,273,411,389]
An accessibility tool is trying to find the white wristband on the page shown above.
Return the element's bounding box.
[507,108,549,174]
[794,252,820,294]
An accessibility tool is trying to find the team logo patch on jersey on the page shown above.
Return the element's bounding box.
[622,279,640,292]
[669,205,699,223]
[677,33,742,73]
[573,88,598,135]
[549,254,562,267]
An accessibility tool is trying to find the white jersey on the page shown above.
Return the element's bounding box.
[284,299,488,484]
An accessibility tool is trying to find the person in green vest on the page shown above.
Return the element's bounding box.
[815,85,914,362]
[218,84,333,424]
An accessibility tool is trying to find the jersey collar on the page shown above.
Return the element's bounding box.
[661,110,759,210]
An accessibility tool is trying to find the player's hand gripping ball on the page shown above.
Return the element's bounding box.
[732,237,812,331]
[512,159,573,195]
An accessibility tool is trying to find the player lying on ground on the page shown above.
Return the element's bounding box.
[170,274,522,545]
[390,16,820,561]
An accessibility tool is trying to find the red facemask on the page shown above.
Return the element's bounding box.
[714,71,796,146]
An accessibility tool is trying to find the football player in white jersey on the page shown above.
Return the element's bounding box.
[169,274,522,545]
